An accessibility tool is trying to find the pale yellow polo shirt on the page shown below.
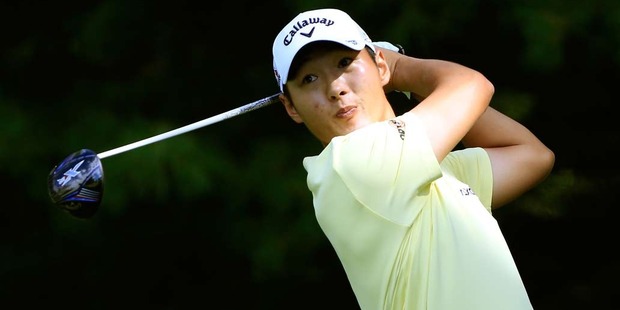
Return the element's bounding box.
[303,112,533,310]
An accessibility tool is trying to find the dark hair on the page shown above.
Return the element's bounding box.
[282,42,376,98]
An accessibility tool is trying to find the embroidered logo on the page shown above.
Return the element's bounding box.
[459,187,476,196]
[282,17,335,46]
[300,27,315,38]
[388,119,406,140]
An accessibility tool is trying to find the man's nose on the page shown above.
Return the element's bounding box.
[328,75,348,100]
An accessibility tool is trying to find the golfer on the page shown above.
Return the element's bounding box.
[272,8,554,310]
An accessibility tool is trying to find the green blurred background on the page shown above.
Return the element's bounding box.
[1,0,617,308]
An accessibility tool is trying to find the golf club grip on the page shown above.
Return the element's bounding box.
[97,93,281,159]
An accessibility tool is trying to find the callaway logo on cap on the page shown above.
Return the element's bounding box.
[272,8,375,92]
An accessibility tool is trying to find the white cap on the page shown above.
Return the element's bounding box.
[272,8,375,92]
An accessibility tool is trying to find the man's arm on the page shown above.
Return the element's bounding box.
[376,47,494,164]
[462,107,555,208]
[377,46,555,209]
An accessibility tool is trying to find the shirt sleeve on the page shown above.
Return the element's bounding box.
[441,148,494,213]
[323,112,443,224]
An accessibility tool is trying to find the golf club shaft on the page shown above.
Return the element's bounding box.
[97,93,281,159]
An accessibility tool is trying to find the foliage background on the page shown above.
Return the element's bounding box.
[1,0,617,308]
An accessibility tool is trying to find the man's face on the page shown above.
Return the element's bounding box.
[281,46,393,146]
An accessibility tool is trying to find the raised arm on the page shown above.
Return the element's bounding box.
[377,47,494,163]
[377,47,555,208]
[462,107,554,208]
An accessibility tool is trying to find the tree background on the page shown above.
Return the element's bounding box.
[1,0,617,308]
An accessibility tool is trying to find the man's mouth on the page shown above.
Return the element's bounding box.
[336,106,356,118]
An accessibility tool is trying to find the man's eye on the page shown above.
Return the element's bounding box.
[302,75,317,84]
[338,57,353,68]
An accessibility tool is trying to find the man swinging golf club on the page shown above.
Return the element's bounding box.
[271,8,554,310]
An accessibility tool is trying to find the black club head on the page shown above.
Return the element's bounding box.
[48,149,104,219]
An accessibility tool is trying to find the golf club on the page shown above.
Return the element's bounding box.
[48,93,281,218]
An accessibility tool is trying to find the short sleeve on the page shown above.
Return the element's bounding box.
[441,148,493,212]
[315,112,442,224]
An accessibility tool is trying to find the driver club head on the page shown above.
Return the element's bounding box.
[47,149,104,219]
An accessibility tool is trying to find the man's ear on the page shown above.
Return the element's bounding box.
[375,49,392,88]
[279,93,304,124]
